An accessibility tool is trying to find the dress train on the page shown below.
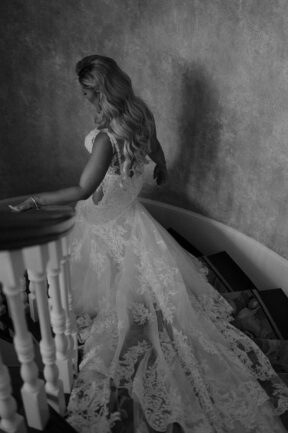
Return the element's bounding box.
[66,128,288,432]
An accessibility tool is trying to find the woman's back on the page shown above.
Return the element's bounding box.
[77,127,145,225]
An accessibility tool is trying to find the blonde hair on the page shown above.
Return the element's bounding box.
[76,55,155,178]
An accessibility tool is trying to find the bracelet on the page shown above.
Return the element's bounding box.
[31,195,40,210]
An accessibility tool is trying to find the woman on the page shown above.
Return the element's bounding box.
[10,55,288,433]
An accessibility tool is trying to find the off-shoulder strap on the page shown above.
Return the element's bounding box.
[84,127,118,155]
[101,129,122,166]
[84,128,125,184]
[84,128,100,153]
[100,128,117,150]
[101,128,127,187]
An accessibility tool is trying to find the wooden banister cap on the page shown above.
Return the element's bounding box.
[0,206,76,251]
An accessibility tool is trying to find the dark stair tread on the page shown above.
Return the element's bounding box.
[201,263,232,293]
[167,228,203,257]
[202,251,258,292]
[167,228,230,293]
[279,373,288,387]
[253,289,288,340]
[279,411,288,432]
[253,338,288,374]
[217,289,281,340]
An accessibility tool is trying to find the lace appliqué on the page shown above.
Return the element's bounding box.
[70,238,82,263]
[90,239,107,274]
[67,128,288,432]
[129,302,153,326]
[90,222,129,265]
[132,239,180,322]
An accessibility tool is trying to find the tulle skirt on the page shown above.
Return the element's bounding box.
[66,197,288,433]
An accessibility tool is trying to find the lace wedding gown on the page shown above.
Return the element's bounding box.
[66,128,288,433]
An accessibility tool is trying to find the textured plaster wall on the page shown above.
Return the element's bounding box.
[1,0,288,257]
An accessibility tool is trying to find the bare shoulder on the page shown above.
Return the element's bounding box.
[79,130,114,198]
[92,131,113,153]
[86,130,114,169]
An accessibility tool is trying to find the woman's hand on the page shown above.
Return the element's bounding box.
[9,196,39,212]
[153,163,168,186]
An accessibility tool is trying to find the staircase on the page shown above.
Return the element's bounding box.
[1,226,288,432]
[0,204,78,433]
[167,227,288,431]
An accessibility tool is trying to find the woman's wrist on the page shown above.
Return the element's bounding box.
[30,195,41,210]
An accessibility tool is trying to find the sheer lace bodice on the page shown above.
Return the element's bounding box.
[78,127,144,225]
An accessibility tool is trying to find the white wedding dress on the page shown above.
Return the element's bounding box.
[66,128,288,433]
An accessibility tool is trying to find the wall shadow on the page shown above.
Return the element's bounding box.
[148,61,223,218]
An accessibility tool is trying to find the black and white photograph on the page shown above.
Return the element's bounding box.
[1,1,288,432]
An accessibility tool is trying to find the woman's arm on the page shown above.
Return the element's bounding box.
[148,136,166,167]
[10,132,113,211]
[148,136,167,185]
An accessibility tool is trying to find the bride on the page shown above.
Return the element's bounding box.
[10,55,288,433]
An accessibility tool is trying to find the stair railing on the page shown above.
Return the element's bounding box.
[0,200,77,432]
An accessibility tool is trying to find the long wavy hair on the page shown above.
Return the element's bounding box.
[76,55,156,177]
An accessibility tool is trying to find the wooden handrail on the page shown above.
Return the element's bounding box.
[0,203,76,251]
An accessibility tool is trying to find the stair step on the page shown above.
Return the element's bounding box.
[199,258,231,293]
[166,227,229,293]
[279,403,288,432]
[279,373,288,387]
[253,339,288,374]
[167,228,203,257]
[221,289,278,340]
[253,289,288,340]
[202,251,258,292]
[222,288,288,341]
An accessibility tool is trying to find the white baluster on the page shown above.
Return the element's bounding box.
[0,350,26,433]
[59,236,76,388]
[0,250,49,430]
[26,273,39,322]
[65,234,78,372]
[47,240,72,396]
[24,245,65,416]
[61,236,78,361]
[66,260,78,374]
[19,275,29,316]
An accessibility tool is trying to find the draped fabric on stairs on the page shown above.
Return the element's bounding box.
[1,221,288,432]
